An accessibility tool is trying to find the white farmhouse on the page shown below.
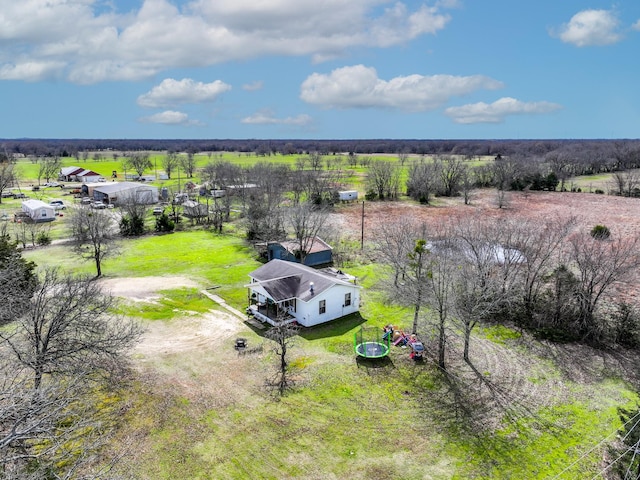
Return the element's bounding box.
[246,259,361,327]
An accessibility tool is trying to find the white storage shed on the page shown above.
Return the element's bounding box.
[338,190,358,201]
[21,200,55,223]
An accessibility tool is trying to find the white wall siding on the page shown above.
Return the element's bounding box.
[294,285,359,327]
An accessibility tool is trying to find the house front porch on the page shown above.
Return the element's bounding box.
[246,301,296,327]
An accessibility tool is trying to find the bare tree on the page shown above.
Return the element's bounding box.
[546,150,575,192]
[375,216,416,287]
[406,157,440,204]
[507,215,576,325]
[36,156,62,185]
[0,157,16,204]
[2,268,142,389]
[298,166,343,206]
[436,155,466,197]
[201,160,242,221]
[407,238,430,336]
[0,270,141,477]
[308,151,323,171]
[378,220,454,368]
[69,206,119,277]
[0,358,93,478]
[453,260,501,363]
[568,231,640,340]
[611,170,640,197]
[162,152,180,179]
[180,152,197,178]
[459,164,475,205]
[265,320,300,396]
[492,155,522,208]
[286,202,329,265]
[245,163,289,241]
[366,160,401,200]
[118,190,148,237]
[424,237,457,370]
[12,220,51,249]
[376,218,430,335]
[122,152,152,178]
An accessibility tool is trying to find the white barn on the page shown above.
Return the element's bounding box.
[246,259,361,327]
[21,200,55,223]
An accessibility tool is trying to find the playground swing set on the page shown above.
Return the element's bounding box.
[353,324,424,360]
[383,324,424,360]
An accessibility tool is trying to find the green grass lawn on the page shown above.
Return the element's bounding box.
[22,229,261,308]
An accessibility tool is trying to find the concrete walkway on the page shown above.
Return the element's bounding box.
[200,290,265,329]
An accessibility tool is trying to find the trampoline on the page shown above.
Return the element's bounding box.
[354,326,390,359]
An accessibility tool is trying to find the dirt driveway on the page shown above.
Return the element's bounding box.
[100,276,264,407]
[99,276,248,357]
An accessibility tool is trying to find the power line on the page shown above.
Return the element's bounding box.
[551,409,640,479]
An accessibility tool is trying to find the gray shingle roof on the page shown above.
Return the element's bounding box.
[248,259,357,303]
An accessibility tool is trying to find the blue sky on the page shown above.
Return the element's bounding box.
[1,0,640,139]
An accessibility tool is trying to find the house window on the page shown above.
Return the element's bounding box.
[344,293,351,307]
[319,300,326,315]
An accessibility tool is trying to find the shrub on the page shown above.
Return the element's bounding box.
[612,302,640,349]
[590,224,611,240]
[594,189,605,194]
[364,189,377,201]
[120,216,145,237]
[36,232,51,246]
[155,213,175,233]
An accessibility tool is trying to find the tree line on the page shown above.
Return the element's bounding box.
[3,138,640,162]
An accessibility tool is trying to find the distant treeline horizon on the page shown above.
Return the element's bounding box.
[2,138,639,158]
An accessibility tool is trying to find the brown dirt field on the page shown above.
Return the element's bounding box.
[98,276,200,302]
[339,190,640,238]
[337,189,640,301]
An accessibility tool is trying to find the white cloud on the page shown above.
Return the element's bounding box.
[444,97,562,124]
[0,60,66,82]
[242,81,264,92]
[368,3,450,47]
[633,19,640,31]
[555,9,622,47]
[0,0,455,83]
[241,110,313,126]
[300,65,503,111]
[137,78,231,108]
[138,110,203,126]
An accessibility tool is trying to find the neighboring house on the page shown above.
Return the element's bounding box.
[267,237,332,267]
[21,200,55,223]
[246,259,361,327]
[59,166,105,183]
[88,182,158,206]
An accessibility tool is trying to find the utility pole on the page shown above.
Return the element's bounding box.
[360,201,365,250]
